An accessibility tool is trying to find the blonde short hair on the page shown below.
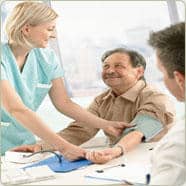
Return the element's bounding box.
[5,1,58,48]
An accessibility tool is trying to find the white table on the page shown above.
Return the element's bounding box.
[1,137,156,185]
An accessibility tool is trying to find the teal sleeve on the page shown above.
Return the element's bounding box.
[50,51,64,80]
[122,114,163,142]
[1,63,8,80]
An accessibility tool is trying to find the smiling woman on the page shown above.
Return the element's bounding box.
[21,20,56,48]
[5,2,57,49]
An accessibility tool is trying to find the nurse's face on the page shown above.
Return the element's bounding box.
[23,20,56,48]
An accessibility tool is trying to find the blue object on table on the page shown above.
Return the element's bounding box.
[23,155,92,172]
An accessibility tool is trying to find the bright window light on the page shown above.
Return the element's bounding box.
[51,1,173,97]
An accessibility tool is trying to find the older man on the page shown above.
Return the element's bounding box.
[13,48,175,161]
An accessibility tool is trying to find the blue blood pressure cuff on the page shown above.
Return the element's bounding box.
[122,114,163,142]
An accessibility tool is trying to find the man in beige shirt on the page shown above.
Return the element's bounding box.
[13,48,175,162]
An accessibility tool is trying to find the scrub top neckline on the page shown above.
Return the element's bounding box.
[5,43,33,75]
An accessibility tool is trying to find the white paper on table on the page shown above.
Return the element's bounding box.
[85,163,151,184]
[4,151,45,164]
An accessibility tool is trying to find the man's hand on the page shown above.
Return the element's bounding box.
[85,148,120,164]
[11,144,42,153]
[103,121,134,137]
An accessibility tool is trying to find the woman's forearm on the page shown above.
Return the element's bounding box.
[56,99,107,129]
[11,107,70,151]
[49,78,106,129]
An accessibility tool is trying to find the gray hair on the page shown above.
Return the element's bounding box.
[101,47,146,81]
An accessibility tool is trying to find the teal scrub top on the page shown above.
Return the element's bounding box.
[1,43,64,155]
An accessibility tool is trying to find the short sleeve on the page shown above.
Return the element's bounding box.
[121,114,163,142]
[35,48,64,81]
[1,63,8,80]
[49,50,64,80]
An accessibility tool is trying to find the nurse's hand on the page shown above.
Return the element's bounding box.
[12,144,86,161]
[11,144,42,153]
[103,121,133,137]
[59,144,86,161]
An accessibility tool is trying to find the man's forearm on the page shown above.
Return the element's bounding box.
[115,131,144,155]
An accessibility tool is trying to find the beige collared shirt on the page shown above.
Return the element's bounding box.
[39,80,175,149]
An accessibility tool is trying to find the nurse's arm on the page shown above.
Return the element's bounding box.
[49,78,131,137]
[1,80,85,160]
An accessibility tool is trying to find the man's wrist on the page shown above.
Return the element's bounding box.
[114,144,125,157]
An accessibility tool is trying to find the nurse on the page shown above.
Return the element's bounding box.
[1,2,129,159]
